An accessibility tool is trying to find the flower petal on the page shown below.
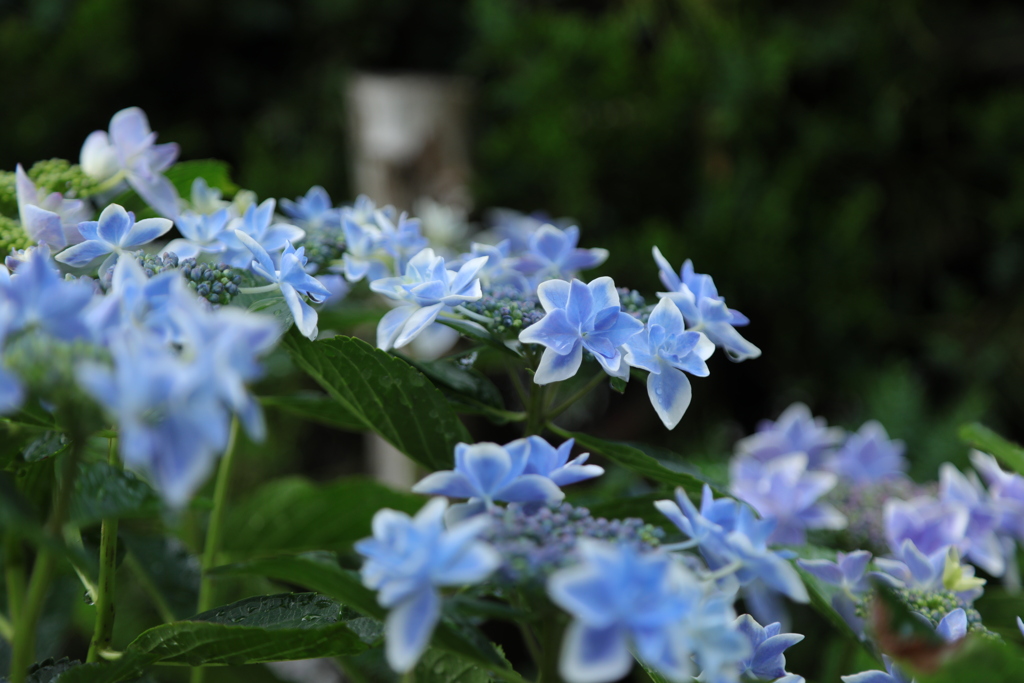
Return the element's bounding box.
[385,588,440,673]
[558,621,632,683]
[534,343,584,385]
[647,364,692,430]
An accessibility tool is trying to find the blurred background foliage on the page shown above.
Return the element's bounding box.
[3,0,1024,476]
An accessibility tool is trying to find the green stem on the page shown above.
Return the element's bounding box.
[191,417,240,683]
[87,438,120,663]
[0,612,12,643]
[91,170,127,195]
[537,616,564,683]
[525,383,548,436]
[545,372,606,423]
[10,439,83,683]
[4,535,25,628]
[123,551,176,624]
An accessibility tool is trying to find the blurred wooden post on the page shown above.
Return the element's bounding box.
[346,72,471,488]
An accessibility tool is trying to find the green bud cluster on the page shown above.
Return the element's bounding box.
[617,287,653,322]
[461,285,545,338]
[0,215,31,255]
[0,171,16,216]
[27,158,100,199]
[3,334,109,401]
[301,226,346,273]
[855,587,995,638]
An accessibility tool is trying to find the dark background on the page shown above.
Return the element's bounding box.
[3,0,1024,478]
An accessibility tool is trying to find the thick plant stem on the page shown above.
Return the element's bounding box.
[191,417,239,683]
[87,438,120,663]
[10,440,82,683]
[537,617,564,683]
[4,535,25,627]
[525,383,548,436]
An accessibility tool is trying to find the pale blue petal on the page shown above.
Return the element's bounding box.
[841,672,897,683]
[97,204,132,244]
[385,588,440,673]
[796,560,843,585]
[537,278,571,312]
[412,471,479,499]
[558,621,632,683]
[652,246,681,292]
[55,240,114,266]
[281,283,319,340]
[127,169,181,218]
[162,238,201,260]
[647,364,692,430]
[936,608,967,642]
[122,217,172,247]
[534,343,583,385]
[0,367,24,414]
[432,543,500,586]
[22,205,67,249]
[394,303,445,349]
[459,443,513,498]
[377,305,417,351]
[496,474,565,504]
[647,297,686,337]
[587,276,619,313]
[519,308,579,355]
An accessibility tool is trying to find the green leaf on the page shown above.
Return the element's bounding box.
[401,356,505,410]
[21,431,70,462]
[57,593,368,682]
[281,331,470,470]
[213,553,524,682]
[916,637,1024,682]
[164,159,238,196]
[959,422,1024,476]
[341,647,495,683]
[70,462,161,526]
[260,393,366,432]
[548,427,717,499]
[221,476,424,558]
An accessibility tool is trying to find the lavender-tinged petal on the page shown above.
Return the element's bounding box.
[796,559,844,585]
[935,608,967,643]
[22,205,67,249]
[839,551,872,583]
[385,588,441,674]
[147,141,180,172]
[0,367,24,414]
[127,169,180,218]
[753,633,804,675]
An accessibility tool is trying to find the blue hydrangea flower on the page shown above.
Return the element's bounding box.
[829,420,907,484]
[504,435,604,486]
[655,485,809,604]
[188,177,230,214]
[0,364,23,415]
[841,656,913,683]
[355,498,501,673]
[236,231,330,340]
[79,107,181,217]
[512,224,608,285]
[412,441,565,510]
[970,451,1024,541]
[1017,615,1024,639]
[652,247,760,361]
[279,186,342,230]
[622,297,714,430]
[548,540,749,683]
[339,216,388,283]
[1,246,94,341]
[221,198,305,267]
[370,248,487,351]
[76,331,231,507]
[85,253,179,345]
[730,453,847,545]
[798,550,872,596]
[375,210,429,276]
[734,402,844,468]
[14,164,91,250]
[164,209,233,260]
[733,614,804,683]
[452,241,530,292]
[938,463,1004,576]
[56,204,172,273]
[485,207,560,254]
[342,194,393,228]
[518,277,645,385]
[883,497,969,560]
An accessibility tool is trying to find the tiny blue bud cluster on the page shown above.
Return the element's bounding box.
[479,502,664,584]
[460,285,545,338]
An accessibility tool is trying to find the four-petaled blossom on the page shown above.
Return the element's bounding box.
[623,297,714,429]
[655,485,809,603]
[355,498,501,673]
[829,420,907,484]
[652,246,760,361]
[14,164,91,249]
[504,435,604,486]
[221,198,305,267]
[938,463,1004,577]
[730,453,846,545]
[370,248,487,351]
[735,402,844,468]
[56,204,172,272]
[1,246,93,341]
[547,540,747,683]
[79,107,181,217]
[412,442,565,510]
[279,186,342,230]
[164,209,232,260]
[734,614,805,683]
[518,277,644,385]
[339,216,388,283]
[513,224,608,286]
[236,231,330,340]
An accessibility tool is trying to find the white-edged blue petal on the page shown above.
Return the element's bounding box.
[534,343,584,385]
[647,363,692,430]
[385,588,441,673]
[558,621,632,683]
